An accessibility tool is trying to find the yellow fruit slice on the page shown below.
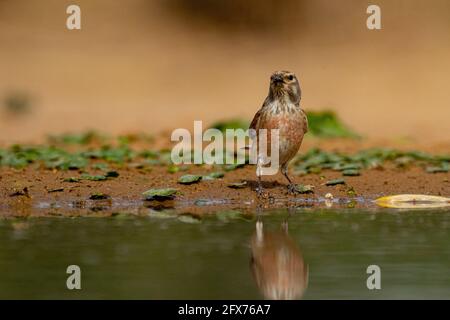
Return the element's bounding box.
[375,194,450,209]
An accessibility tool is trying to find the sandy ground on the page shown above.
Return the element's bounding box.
[1,0,450,143]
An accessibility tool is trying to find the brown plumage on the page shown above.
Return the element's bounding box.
[249,70,308,195]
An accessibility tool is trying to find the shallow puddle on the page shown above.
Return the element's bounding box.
[0,207,450,299]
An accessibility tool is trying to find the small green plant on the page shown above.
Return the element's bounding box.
[178,174,202,185]
[306,111,359,138]
[142,188,178,200]
[210,119,249,132]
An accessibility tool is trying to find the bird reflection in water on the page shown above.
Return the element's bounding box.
[250,220,308,300]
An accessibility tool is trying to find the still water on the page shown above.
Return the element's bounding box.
[0,208,449,299]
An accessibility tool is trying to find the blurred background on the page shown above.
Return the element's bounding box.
[0,0,449,143]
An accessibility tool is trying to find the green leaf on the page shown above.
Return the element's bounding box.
[64,177,80,182]
[178,174,202,185]
[294,184,315,194]
[209,119,249,132]
[308,166,322,174]
[227,181,247,189]
[47,155,88,170]
[208,172,225,179]
[333,163,362,171]
[224,163,245,171]
[81,174,107,181]
[325,178,346,186]
[306,111,359,138]
[342,169,360,176]
[167,165,180,174]
[142,188,178,200]
[426,166,448,173]
[92,163,109,170]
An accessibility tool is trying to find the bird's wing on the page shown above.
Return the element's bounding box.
[301,109,309,134]
[249,109,261,131]
[249,108,262,140]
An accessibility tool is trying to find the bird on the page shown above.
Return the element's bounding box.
[249,70,308,195]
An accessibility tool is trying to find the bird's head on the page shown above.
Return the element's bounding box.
[269,71,301,105]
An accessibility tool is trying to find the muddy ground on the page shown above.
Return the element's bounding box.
[1,137,448,217]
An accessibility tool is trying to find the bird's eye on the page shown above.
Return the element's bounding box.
[287,75,294,81]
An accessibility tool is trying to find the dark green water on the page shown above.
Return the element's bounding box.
[0,208,449,299]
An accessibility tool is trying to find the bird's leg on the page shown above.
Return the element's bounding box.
[282,165,297,195]
[256,173,264,197]
[255,157,264,197]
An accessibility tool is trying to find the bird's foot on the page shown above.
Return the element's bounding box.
[256,185,265,198]
[287,183,298,195]
[256,185,271,199]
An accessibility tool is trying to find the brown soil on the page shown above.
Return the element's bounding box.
[1,138,448,217]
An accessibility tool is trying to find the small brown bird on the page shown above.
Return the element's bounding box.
[249,70,308,195]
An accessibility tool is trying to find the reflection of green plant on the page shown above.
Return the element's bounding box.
[3,92,32,114]
[210,110,359,138]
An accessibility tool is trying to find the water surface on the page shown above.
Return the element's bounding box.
[0,208,449,299]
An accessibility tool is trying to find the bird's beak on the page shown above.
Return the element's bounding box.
[271,74,284,85]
